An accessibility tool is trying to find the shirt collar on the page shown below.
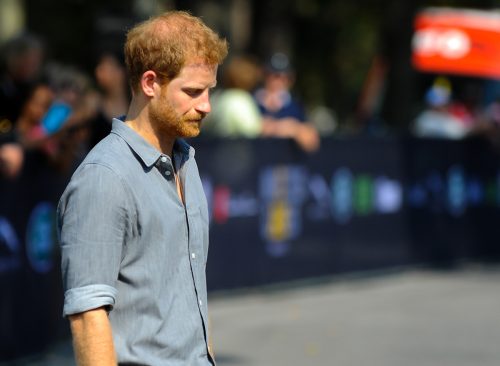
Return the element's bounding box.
[111,118,194,168]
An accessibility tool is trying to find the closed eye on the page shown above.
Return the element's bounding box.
[183,88,203,97]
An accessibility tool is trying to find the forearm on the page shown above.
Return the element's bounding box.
[294,123,320,152]
[69,307,117,366]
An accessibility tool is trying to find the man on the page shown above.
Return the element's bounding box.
[254,52,319,152]
[57,11,227,365]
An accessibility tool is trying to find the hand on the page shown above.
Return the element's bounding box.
[294,123,320,153]
[0,143,24,179]
[261,117,320,152]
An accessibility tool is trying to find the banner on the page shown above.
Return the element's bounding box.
[191,137,500,290]
[1,137,500,360]
[412,8,500,79]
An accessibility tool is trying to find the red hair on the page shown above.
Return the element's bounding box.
[124,11,228,91]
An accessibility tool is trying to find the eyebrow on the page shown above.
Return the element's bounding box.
[183,80,217,89]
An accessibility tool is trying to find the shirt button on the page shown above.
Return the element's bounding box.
[199,299,203,306]
[160,156,167,163]
[164,170,171,176]
[191,252,196,259]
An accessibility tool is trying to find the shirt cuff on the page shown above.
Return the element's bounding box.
[63,284,117,317]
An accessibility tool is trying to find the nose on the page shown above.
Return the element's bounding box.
[195,90,211,114]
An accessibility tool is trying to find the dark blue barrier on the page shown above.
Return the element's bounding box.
[1,137,500,360]
[191,137,500,290]
[0,152,69,361]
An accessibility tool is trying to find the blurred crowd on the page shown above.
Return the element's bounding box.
[0,32,129,180]
[413,76,500,142]
[203,52,323,152]
[0,31,333,181]
[3,30,500,181]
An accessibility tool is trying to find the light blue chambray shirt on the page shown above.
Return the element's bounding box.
[58,118,214,365]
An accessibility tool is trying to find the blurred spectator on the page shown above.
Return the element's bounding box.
[482,96,500,129]
[86,52,129,148]
[46,63,100,171]
[13,62,100,172]
[15,82,55,154]
[254,53,320,152]
[44,62,99,131]
[0,32,44,179]
[203,54,262,137]
[0,32,44,143]
[413,79,470,139]
[468,95,500,144]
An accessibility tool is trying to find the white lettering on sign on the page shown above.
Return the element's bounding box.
[413,28,471,59]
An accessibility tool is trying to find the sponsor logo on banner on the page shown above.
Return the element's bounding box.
[26,202,57,273]
[201,162,500,245]
[0,217,21,273]
[467,177,484,206]
[331,170,402,222]
[306,174,332,220]
[447,165,466,216]
[260,165,307,257]
[354,175,374,216]
[202,176,259,224]
[266,199,292,256]
[331,168,353,224]
[374,177,403,213]
[213,186,231,224]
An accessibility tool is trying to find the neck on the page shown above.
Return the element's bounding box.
[125,97,175,157]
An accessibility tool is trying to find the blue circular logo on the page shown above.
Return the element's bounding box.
[0,217,21,273]
[26,202,56,273]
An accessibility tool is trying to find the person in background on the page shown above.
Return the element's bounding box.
[254,52,320,152]
[0,33,44,139]
[0,33,44,179]
[17,63,99,172]
[413,79,470,139]
[87,52,129,148]
[58,11,227,366]
[15,82,55,155]
[203,54,262,137]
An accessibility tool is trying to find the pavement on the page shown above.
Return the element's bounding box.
[3,264,500,366]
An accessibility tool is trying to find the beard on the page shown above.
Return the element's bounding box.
[148,92,204,139]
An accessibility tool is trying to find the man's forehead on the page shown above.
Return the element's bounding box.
[181,61,218,72]
[175,62,218,85]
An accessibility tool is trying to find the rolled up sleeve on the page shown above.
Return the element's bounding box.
[58,163,131,317]
[63,284,118,316]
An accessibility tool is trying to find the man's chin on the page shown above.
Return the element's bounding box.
[180,125,201,138]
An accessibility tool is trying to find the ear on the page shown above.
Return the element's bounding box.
[140,70,158,97]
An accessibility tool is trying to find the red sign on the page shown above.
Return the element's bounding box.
[412,8,500,79]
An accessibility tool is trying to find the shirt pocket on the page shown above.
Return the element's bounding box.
[187,206,209,265]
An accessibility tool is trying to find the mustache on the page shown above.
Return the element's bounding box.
[184,112,206,121]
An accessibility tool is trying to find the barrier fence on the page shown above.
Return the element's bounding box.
[1,136,500,360]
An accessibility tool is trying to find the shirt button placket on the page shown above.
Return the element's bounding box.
[158,156,173,178]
